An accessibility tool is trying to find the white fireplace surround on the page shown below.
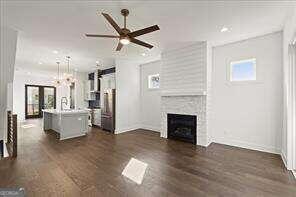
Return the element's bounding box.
[161,95,208,146]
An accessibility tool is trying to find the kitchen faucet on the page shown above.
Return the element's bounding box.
[61,97,68,111]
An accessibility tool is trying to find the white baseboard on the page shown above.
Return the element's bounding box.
[115,125,141,134]
[212,137,280,154]
[202,139,213,147]
[281,151,288,168]
[140,124,160,132]
[292,170,296,179]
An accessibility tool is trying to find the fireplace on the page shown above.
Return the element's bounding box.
[167,113,197,144]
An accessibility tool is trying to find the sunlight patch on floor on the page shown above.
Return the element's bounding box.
[21,124,36,129]
[121,158,148,185]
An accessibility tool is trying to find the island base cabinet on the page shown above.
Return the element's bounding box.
[43,111,89,140]
[60,114,88,140]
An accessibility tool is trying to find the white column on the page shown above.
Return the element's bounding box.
[0,26,18,141]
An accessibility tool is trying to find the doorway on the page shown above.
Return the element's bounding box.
[25,85,56,119]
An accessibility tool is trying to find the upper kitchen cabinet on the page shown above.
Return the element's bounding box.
[84,70,101,101]
[101,73,115,91]
[88,71,101,92]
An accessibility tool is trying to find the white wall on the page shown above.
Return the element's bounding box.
[211,32,283,154]
[0,26,18,141]
[115,59,141,133]
[74,72,88,110]
[140,61,161,132]
[13,72,87,122]
[282,6,296,169]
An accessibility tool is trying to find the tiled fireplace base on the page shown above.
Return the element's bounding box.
[160,95,208,146]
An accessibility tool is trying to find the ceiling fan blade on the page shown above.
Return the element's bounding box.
[130,38,153,49]
[102,13,123,35]
[128,25,160,37]
[85,34,119,38]
[116,42,123,51]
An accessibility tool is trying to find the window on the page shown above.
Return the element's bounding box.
[148,74,160,89]
[230,58,256,81]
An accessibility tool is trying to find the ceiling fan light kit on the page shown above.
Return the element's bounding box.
[120,37,130,45]
[85,9,160,51]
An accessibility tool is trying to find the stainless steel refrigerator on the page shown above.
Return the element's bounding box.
[101,89,115,132]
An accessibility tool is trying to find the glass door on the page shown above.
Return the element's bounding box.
[25,85,56,119]
[43,87,56,110]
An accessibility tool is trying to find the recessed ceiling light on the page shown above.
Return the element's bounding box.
[38,62,43,65]
[221,27,229,33]
[53,50,58,54]
[27,71,31,75]
[141,53,146,56]
[95,61,99,64]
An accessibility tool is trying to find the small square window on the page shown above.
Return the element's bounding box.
[148,74,160,89]
[230,58,256,81]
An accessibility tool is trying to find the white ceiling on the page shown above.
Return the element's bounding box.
[2,0,295,72]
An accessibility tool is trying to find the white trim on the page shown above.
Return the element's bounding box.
[229,58,257,82]
[140,125,160,132]
[292,170,296,179]
[115,125,141,134]
[286,43,296,170]
[291,43,296,171]
[281,151,288,168]
[212,137,280,154]
[3,143,9,158]
[199,139,212,147]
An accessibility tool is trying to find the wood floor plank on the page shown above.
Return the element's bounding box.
[0,119,295,197]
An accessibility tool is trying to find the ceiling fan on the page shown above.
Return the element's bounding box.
[85,9,160,51]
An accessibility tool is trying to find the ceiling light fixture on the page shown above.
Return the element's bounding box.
[220,27,229,32]
[53,61,61,87]
[95,61,99,64]
[38,62,43,65]
[141,53,146,56]
[53,50,58,54]
[63,56,76,86]
[120,37,130,45]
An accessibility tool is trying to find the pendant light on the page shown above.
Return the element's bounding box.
[63,56,75,86]
[53,61,61,87]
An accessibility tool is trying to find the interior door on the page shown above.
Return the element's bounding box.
[25,85,56,119]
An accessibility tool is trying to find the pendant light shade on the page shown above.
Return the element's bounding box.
[53,61,61,87]
[63,56,75,86]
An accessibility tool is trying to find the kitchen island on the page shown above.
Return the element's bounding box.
[43,109,89,140]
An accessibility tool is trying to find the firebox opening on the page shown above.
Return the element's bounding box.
[167,113,197,144]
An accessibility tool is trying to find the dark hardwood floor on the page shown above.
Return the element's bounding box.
[0,119,295,197]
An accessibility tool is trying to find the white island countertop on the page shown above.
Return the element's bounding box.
[42,109,89,115]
